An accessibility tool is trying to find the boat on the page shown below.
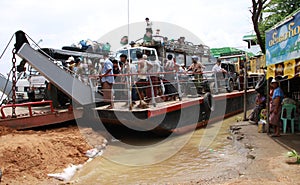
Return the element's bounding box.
[0,30,258,135]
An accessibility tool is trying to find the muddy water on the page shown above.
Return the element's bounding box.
[72,114,247,184]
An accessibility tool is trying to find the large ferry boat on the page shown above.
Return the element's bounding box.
[0,30,258,135]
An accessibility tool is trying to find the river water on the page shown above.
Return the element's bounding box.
[72,114,249,184]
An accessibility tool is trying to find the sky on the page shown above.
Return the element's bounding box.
[0,0,258,76]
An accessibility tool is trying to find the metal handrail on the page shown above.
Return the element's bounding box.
[1,100,54,119]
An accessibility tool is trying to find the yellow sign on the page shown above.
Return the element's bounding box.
[267,58,300,79]
[296,58,300,76]
[267,64,275,79]
[284,59,295,79]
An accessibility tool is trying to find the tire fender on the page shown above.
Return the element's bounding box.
[203,92,215,112]
[255,75,266,94]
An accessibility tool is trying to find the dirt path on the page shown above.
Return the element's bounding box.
[218,122,300,185]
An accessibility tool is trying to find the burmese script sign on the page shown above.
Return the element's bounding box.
[266,9,300,66]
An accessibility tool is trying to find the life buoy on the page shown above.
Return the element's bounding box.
[203,92,215,112]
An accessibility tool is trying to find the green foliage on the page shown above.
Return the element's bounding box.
[262,0,300,29]
[286,150,300,163]
[254,0,300,52]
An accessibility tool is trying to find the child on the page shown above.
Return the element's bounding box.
[258,109,267,133]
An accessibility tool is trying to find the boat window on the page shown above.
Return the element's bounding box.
[186,55,193,67]
[228,64,235,72]
[204,64,214,71]
[175,54,185,66]
[221,63,228,70]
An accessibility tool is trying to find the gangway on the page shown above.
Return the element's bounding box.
[15,32,101,106]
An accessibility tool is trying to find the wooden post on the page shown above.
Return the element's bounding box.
[243,54,248,121]
[266,77,270,134]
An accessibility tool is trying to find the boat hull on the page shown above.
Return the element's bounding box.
[93,90,256,135]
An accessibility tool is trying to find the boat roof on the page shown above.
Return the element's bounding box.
[39,47,104,60]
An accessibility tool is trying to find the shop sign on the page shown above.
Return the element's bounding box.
[266,10,300,66]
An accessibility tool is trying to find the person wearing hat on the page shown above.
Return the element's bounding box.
[269,78,284,137]
[66,56,75,72]
[72,57,83,79]
[129,41,136,47]
[188,55,205,94]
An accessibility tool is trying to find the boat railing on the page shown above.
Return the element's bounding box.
[0,100,54,119]
[88,70,215,109]
[33,61,261,110]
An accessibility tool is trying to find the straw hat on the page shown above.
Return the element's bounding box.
[66,56,75,63]
[271,78,278,83]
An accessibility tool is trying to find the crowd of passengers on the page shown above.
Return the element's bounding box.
[63,52,227,109]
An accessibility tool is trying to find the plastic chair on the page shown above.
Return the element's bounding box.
[281,104,296,134]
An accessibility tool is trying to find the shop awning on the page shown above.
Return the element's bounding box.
[210,47,254,58]
[242,34,257,48]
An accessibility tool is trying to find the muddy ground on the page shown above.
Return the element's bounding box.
[0,121,300,184]
[0,125,105,185]
[211,122,300,185]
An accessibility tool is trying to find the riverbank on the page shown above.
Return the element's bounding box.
[0,125,106,184]
[0,119,300,184]
[218,121,300,185]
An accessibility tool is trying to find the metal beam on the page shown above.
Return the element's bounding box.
[17,43,95,106]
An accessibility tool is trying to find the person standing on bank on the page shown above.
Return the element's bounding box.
[269,78,284,137]
[100,56,115,109]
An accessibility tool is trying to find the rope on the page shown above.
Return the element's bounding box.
[0,33,14,61]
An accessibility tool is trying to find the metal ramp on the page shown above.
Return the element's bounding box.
[0,73,12,99]
[16,43,98,106]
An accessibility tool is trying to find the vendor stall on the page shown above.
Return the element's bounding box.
[265,8,300,133]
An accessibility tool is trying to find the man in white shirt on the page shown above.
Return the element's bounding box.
[212,59,227,73]
[212,59,227,90]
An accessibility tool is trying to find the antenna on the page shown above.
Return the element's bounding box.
[127,0,130,42]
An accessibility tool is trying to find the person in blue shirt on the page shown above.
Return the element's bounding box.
[100,57,115,109]
[269,78,284,137]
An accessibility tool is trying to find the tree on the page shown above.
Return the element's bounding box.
[250,0,300,54]
[250,0,268,54]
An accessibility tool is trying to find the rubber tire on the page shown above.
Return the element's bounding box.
[226,80,234,92]
[236,78,241,91]
[209,82,217,94]
[203,92,215,112]
[255,75,266,94]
